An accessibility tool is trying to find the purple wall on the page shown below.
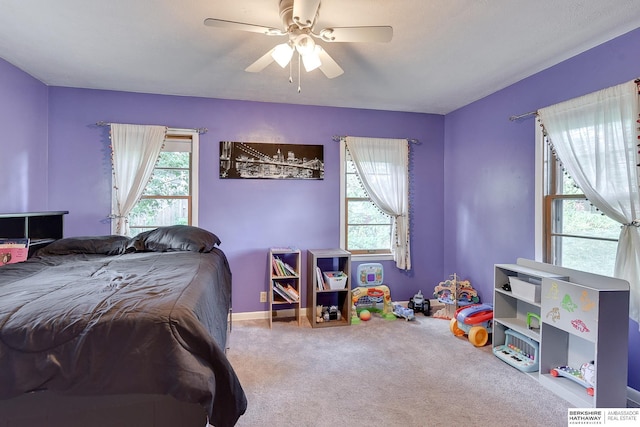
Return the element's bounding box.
[2,26,639,390]
[444,27,640,390]
[46,87,445,315]
[0,58,49,212]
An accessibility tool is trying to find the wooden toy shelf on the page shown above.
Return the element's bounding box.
[306,249,351,328]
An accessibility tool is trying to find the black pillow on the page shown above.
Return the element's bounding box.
[35,235,129,256]
[127,225,221,253]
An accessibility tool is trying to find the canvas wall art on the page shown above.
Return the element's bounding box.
[219,141,324,179]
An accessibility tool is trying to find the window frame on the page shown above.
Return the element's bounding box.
[111,128,199,235]
[339,139,393,261]
[535,123,618,271]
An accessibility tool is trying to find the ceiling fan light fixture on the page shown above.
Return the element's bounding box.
[301,46,322,72]
[294,34,316,56]
[272,42,294,68]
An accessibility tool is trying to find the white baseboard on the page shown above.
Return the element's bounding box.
[232,308,309,322]
[231,310,268,321]
[628,387,640,408]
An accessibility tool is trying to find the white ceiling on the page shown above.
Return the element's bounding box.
[1,0,639,114]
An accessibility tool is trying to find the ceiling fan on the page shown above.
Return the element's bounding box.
[204,0,393,84]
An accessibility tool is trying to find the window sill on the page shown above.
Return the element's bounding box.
[349,253,394,262]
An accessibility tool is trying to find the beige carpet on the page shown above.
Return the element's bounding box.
[226,314,570,427]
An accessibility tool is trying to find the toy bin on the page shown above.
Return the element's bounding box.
[508,277,541,303]
[323,271,348,289]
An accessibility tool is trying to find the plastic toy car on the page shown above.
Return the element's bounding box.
[392,302,415,321]
[408,290,430,315]
[449,303,493,347]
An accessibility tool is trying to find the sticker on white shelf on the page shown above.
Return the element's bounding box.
[568,408,639,426]
[542,278,598,343]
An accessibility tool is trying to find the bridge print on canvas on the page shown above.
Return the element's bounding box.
[219,141,324,179]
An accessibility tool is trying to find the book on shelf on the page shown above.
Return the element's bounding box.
[273,281,297,303]
[0,238,29,265]
[273,288,293,303]
[315,266,327,290]
[285,284,300,300]
[281,261,297,276]
[272,257,284,276]
[272,256,296,277]
[274,281,299,302]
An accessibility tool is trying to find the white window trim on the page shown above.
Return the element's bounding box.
[534,121,544,262]
[184,129,199,226]
[339,139,393,262]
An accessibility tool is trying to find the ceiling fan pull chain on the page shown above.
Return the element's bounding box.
[297,52,302,93]
[288,57,293,84]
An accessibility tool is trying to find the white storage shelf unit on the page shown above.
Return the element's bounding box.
[493,259,629,408]
[493,264,567,366]
[539,276,629,408]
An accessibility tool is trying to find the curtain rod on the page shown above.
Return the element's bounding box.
[95,121,208,134]
[508,111,538,121]
[332,135,420,144]
[510,79,640,121]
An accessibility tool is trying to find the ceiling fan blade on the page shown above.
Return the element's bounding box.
[292,0,321,28]
[317,48,344,79]
[204,18,286,36]
[245,49,276,73]
[317,26,393,43]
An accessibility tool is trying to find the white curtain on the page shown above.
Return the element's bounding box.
[110,123,167,235]
[538,80,640,325]
[345,137,411,270]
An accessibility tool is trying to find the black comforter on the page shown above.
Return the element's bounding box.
[0,248,247,427]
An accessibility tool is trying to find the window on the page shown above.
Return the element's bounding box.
[541,133,619,276]
[340,142,392,257]
[123,130,199,236]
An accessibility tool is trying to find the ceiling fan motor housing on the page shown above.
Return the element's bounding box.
[280,0,320,30]
[279,0,296,29]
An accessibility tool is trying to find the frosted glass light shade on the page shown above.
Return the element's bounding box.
[295,34,316,56]
[272,43,294,68]
[302,47,322,72]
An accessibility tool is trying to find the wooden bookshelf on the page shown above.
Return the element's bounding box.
[268,248,301,328]
[306,249,351,328]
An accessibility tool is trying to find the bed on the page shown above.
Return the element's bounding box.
[0,225,247,427]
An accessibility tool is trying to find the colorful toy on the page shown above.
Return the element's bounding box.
[550,363,595,396]
[392,302,415,321]
[408,290,430,315]
[434,278,456,305]
[493,329,539,372]
[580,361,596,387]
[449,303,493,347]
[316,305,341,323]
[526,312,541,330]
[351,263,395,322]
[359,309,372,321]
[357,263,384,286]
[457,279,480,305]
[433,273,480,319]
[351,285,395,320]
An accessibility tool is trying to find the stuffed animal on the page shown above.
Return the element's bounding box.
[580,361,596,387]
